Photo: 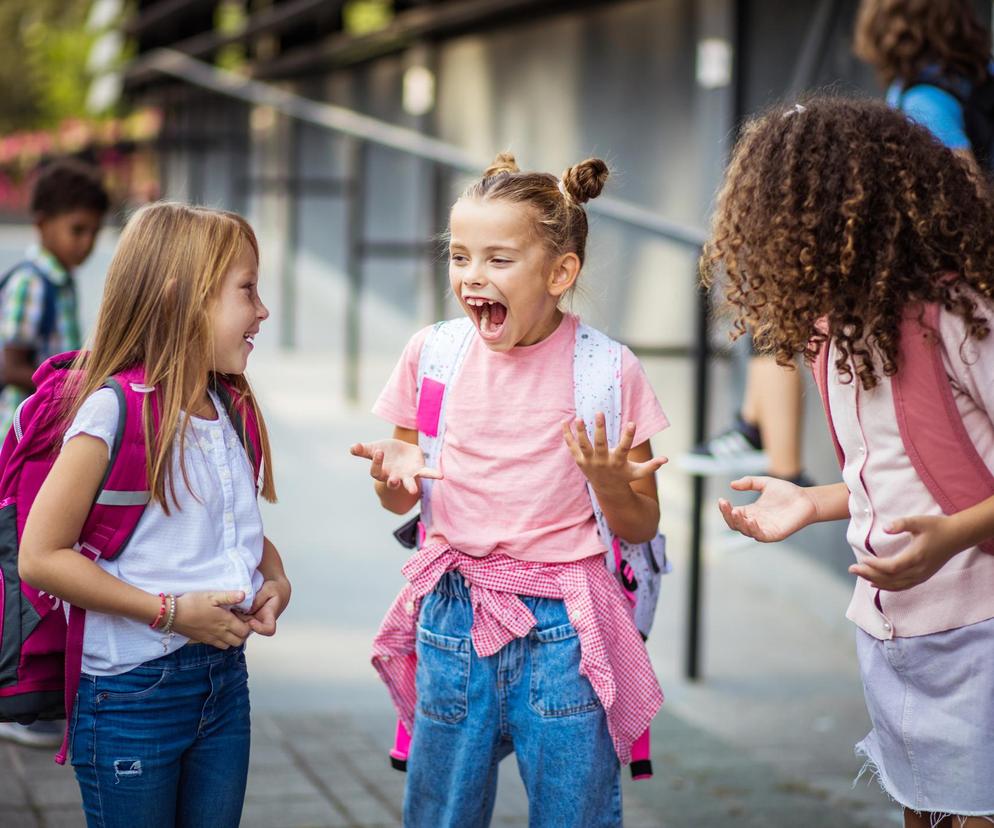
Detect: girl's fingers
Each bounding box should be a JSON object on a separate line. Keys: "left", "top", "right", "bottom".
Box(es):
{"left": 616, "top": 421, "right": 637, "bottom": 454}
{"left": 631, "top": 456, "right": 668, "bottom": 478}
{"left": 349, "top": 442, "right": 371, "bottom": 458}
{"left": 561, "top": 421, "right": 582, "bottom": 458}
{"left": 574, "top": 419, "right": 594, "bottom": 456}
{"left": 402, "top": 476, "right": 418, "bottom": 495}
{"left": 593, "top": 413, "right": 609, "bottom": 454}
{"left": 730, "top": 476, "right": 766, "bottom": 492}
{"left": 718, "top": 498, "right": 738, "bottom": 530}
{"left": 369, "top": 450, "right": 385, "bottom": 480}
{"left": 416, "top": 467, "right": 444, "bottom": 481}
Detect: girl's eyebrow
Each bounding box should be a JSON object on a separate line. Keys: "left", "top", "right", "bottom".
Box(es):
{"left": 449, "top": 241, "right": 521, "bottom": 253}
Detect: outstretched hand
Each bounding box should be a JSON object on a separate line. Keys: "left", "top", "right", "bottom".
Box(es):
{"left": 562, "top": 413, "right": 667, "bottom": 493}
{"left": 848, "top": 514, "right": 963, "bottom": 591}
{"left": 350, "top": 438, "right": 442, "bottom": 495}
{"left": 717, "top": 476, "right": 818, "bottom": 542}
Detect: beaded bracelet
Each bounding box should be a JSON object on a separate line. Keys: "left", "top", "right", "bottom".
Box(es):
{"left": 149, "top": 593, "right": 167, "bottom": 629}
{"left": 161, "top": 594, "right": 177, "bottom": 636}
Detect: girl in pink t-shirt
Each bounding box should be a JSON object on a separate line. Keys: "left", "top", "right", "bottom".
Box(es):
{"left": 351, "top": 153, "right": 668, "bottom": 827}
{"left": 711, "top": 98, "right": 994, "bottom": 826}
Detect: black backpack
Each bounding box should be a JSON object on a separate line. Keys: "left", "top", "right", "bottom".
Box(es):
{"left": 900, "top": 73, "right": 994, "bottom": 171}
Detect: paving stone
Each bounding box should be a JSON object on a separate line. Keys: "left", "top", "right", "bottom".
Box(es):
{"left": 0, "top": 808, "right": 39, "bottom": 828}
{"left": 38, "top": 808, "right": 86, "bottom": 828}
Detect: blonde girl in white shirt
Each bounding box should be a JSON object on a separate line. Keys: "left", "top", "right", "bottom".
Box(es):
{"left": 19, "top": 202, "right": 290, "bottom": 828}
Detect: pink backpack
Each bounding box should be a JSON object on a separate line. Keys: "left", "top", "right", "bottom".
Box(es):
{"left": 0, "top": 351, "right": 262, "bottom": 763}
{"left": 812, "top": 302, "right": 994, "bottom": 554}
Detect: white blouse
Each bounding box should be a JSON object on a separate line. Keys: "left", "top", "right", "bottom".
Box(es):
{"left": 64, "top": 388, "right": 264, "bottom": 675}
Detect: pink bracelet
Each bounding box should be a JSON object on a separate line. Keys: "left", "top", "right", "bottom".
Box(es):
{"left": 149, "top": 592, "right": 167, "bottom": 629}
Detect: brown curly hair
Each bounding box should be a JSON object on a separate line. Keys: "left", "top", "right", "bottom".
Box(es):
{"left": 853, "top": 0, "right": 990, "bottom": 87}
{"left": 461, "top": 152, "right": 609, "bottom": 265}
{"left": 703, "top": 96, "right": 994, "bottom": 389}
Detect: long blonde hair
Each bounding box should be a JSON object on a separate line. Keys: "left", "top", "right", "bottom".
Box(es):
{"left": 66, "top": 202, "right": 276, "bottom": 511}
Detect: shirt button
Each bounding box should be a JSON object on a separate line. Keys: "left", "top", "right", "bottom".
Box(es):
{"left": 404, "top": 600, "right": 415, "bottom": 615}
{"left": 463, "top": 577, "right": 471, "bottom": 588}
{"left": 883, "top": 622, "right": 891, "bottom": 631}
{"left": 224, "top": 513, "right": 234, "bottom": 525}
{"left": 863, "top": 508, "right": 870, "bottom": 516}
{"left": 858, "top": 446, "right": 865, "bottom": 454}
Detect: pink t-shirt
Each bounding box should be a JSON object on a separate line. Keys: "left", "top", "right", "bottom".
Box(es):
{"left": 373, "top": 314, "right": 669, "bottom": 563}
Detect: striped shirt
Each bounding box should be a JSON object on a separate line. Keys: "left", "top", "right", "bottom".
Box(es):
{"left": 371, "top": 542, "right": 664, "bottom": 765}
{"left": 0, "top": 245, "right": 81, "bottom": 436}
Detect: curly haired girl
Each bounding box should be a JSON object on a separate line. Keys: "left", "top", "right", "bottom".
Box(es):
{"left": 710, "top": 96, "right": 994, "bottom": 827}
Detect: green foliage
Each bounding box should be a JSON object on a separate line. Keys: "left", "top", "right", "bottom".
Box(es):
{"left": 0, "top": 0, "right": 99, "bottom": 132}
{"left": 343, "top": 0, "right": 394, "bottom": 37}
{"left": 214, "top": 0, "right": 248, "bottom": 72}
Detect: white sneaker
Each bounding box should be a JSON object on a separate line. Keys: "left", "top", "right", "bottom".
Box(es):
{"left": 0, "top": 721, "right": 64, "bottom": 748}
{"left": 678, "top": 415, "right": 768, "bottom": 476}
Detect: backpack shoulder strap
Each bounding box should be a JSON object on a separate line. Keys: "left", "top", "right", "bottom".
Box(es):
{"left": 211, "top": 376, "right": 264, "bottom": 484}
{"left": 810, "top": 335, "right": 846, "bottom": 469}
{"left": 415, "top": 317, "right": 475, "bottom": 528}
{"left": 78, "top": 368, "right": 153, "bottom": 561}
{"left": 899, "top": 77, "right": 969, "bottom": 107}
{"left": 0, "top": 261, "right": 59, "bottom": 340}
{"left": 573, "top": 321, "right": 669, "bottom": 641}
{"left": 572, "top": 321, "right": 623, "bottom": 550}
{"left": 892, "top": 303, "right": 994, "bottom": 555}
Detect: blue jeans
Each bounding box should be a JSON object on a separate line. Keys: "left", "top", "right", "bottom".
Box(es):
{"left": 404, "top": 572, "right": 621, "bottom": 828}
{"left": 70, "top": 643, "right": 251, "bottom": 828}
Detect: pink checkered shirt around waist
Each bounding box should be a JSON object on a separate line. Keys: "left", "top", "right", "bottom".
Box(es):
{"left": 370, "top": 542, "right": 664, "bottom": 765}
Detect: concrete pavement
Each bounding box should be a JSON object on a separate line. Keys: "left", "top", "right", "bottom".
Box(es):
{"left": 0, "top": 224, "right": 899, "bottom": 826}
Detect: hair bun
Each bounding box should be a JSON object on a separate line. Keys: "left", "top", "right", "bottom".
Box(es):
{"left": 561, "top": 158, "right": 609, "bottom": 204}
{"left": 484, "top": 152, "right": 520, "bottom": 178}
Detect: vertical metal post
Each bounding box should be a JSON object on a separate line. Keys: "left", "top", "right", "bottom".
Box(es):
{"left": 344, "top": 139, "right": 366, "bottom": 403}
{"left": 686, "top": 251, "right": 710, "bottom": 681}
{"left": 279, "top": 118, "right": 300, "bottom": 349}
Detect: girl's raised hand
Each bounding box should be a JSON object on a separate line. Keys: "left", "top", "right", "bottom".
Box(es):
{"left": 562, "top": 414, "right": 667, "bottom": 492}
{"left": 173, "top": 590, "right": 252, "bottom": 649}
{"left": 848, "top": 514, "right": 962, "bottom": 591}
{"left": 350, "top": 439, "right": 443, "bottom": 495}
{"left": 718, "top": 476, "right": 818, "bottom": 542}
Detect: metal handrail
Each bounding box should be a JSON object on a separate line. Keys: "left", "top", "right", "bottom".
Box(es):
{"left": 135, "top": 49, "right": 708, "bottom": 249}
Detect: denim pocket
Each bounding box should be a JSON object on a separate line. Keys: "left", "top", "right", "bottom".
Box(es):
{"left": 416, "top": 626, "right": 470, "bottom": 724}
{"left": 528, "top": 622, "right": 600, "bottom": 717}
{"left": 96, "top": 665, "right": 172, "bottom": 703}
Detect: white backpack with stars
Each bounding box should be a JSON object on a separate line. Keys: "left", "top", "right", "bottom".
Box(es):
{"left": 408, "top": 316, "right": 670, "bottom": 638}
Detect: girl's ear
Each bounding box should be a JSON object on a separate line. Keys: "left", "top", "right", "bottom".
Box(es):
{"left": 547, "top": 252, "right": 580, "bottom": 298}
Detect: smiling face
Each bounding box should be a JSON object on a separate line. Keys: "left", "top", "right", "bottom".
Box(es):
{"left": 36, "top": 208, "right": 104, "bottom": 270}
{"left": 448, "top": 197, "right": 578, "bottom": 352}
{"left": 210, "top": 238, "right": 269, "bottom": 374}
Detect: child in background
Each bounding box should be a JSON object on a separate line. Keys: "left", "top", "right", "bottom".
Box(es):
{"left": 352, "top": 153, "right": 668, "bottom": 827}
{"left": 711, "top": 98, "right": 994, "bottom": 827}
{"left": 0, "top": 159, "right": 108, "bottom": 438}
{"left": 18, "top": 202, "right": 290, "bottom": 827}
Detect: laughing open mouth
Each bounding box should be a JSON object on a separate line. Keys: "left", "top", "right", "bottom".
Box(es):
{"left": 464, "top": 296, "right": 507, "bottom": 338}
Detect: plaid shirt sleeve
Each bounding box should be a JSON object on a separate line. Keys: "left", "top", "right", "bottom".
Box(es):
{"left": 0, "top": 267, "right": 47, "bottom": 349}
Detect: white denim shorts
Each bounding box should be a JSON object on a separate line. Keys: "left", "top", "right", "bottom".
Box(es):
{"left": 855, "top": 615, "right": 994, "bottom": 819}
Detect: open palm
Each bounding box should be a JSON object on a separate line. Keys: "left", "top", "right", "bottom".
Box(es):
{"left": 717, "top": 476, "right": 818, "bottom": 543}
{"left": 350, "top": 438, "right": 442, "bottom": 495}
